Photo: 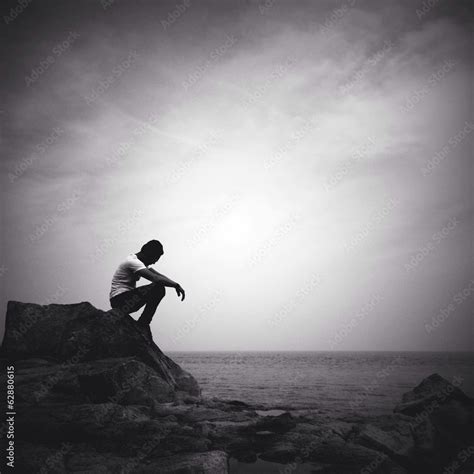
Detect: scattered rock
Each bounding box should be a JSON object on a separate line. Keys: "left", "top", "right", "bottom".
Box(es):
{"left": 325, "top": 420, "right": 356, "bottom": 440}
{"left": 253, "top": 411, "right": 296, "bottom": 433}
{"left": 138, "top": 450, "right": 228, "bottom": 473}
{"left": 353, "top": 417, "right": 415, "bottom": 465}
{"left": 259, "top": 440, "right": 298, "bottom": 463}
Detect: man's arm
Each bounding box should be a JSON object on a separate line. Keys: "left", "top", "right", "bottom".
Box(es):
{"left": 148, "top": 267, "right": 181, "bottom": 286}
{"left": 135, "top": 268, "right": 185, "bottom": 300}
{"left": 136, "top": 267, "right": 178, "bottom": 287}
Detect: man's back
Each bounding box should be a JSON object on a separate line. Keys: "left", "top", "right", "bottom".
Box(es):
{"left": 109, "top": 254, "right": 148, "bottom": 300}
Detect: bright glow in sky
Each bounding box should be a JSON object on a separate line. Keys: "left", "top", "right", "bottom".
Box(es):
{"left": 1, "top": 0, "right": 472, "bottom": 351}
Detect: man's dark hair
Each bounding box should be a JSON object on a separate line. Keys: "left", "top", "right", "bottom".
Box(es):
{"left": 141, "top": 239, "right": 163, "bottom": 256}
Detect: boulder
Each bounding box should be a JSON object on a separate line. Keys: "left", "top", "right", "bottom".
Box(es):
{"left": 1, "top": 301, "right": 200, "bottom": 397}
{"left": 12, "top": 356, "right": 181, "bottom": 408}
{"left": 394, "top": 373, "right": 472, "bottom": 417}
{"left": 394, "top": 373, "right": 474, "bottom": 470}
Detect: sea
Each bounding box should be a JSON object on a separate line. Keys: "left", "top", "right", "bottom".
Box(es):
{"left": 169, "top": 351, "right": 474, "bottom": 418}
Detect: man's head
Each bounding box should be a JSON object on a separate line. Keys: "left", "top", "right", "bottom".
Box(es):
{"left": 139, "top": 239, "right": 163, "bottom": 265}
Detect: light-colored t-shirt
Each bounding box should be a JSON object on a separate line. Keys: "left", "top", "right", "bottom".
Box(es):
{"left": 109, "top": 254, "right": 149, "bottom": 300}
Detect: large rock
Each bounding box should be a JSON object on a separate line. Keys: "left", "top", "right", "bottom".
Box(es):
{"left": 1, "top": 301, "right": 200, "bottom": 398}
{"left": 393, "top": 373, "right": 474, "bottom": 472}
{"left": 394, "top": 373, "right": 472, "bottom": 417}
{"left": 0, "top": 301, "right": 205, "bottom": 471}
{"left": 13, "top": 356, "right": 177, "bottom": 407}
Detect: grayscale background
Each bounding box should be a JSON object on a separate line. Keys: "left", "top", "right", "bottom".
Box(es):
{"left": 1, "top": 0, "right": 472, "bottom": 352}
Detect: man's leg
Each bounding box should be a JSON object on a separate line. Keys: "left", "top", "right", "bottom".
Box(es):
{"left": 110, "top": 288, "right": 148, "bottom": 314}
{"left": 110, "top": 283, "right": 165, "bottom": 317}
{"left": 137, "top": 283, "right": 166, "bottom": 326}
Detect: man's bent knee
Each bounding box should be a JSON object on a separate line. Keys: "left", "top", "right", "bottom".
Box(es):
{"left": 151, "top": 282, "right": 166, "bottom": 296}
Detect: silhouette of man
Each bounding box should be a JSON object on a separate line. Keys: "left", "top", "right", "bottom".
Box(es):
{"left": 109, "top": 240, "right": 185, "bottom": 329}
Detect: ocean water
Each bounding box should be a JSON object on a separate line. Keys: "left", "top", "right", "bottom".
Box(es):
{"left": 169, "top": 351, "right": 474, "bottom": 417}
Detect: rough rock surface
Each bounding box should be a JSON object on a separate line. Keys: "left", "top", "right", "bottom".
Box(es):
{"left": 1, "top": 301, "right": 473, "bottom": 473}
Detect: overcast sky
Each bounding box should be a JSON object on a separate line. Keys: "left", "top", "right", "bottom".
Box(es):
{"left": 1, "top": 0, "right": 472, "bottom": 351}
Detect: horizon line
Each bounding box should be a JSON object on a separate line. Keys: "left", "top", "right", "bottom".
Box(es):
{"left": 164, "top": 349, "right": 474, "bottom": 353}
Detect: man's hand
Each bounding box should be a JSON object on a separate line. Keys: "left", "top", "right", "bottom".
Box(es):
{"left": 175, "top": 284, "right": 185, "bottom": 301}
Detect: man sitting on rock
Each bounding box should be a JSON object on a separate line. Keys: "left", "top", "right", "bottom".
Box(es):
{"left": 109, "top": 240, "right": 185, "bottom": 331}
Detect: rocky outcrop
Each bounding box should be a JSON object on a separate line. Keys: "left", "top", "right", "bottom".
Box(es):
{"left": 1, "top": 301, "right": 199, "bottom": 400}
{"left": 1, "top": 301, "right": 473, "bottom": 473}
{"left": 392, "top": 373, "right": 474, "bottom": 471}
